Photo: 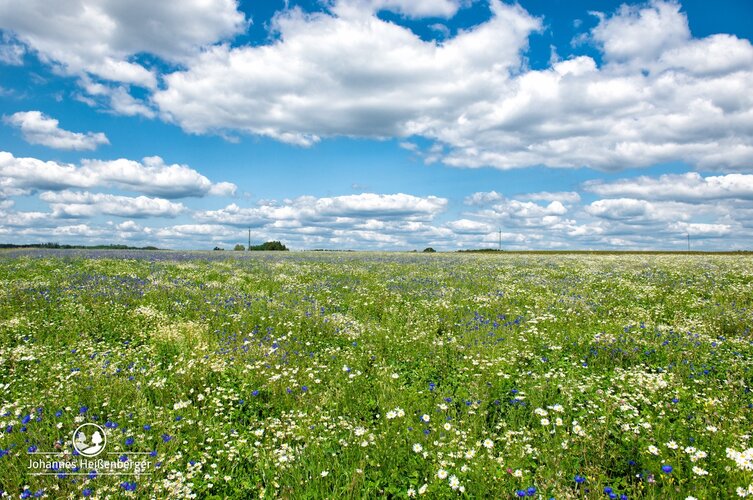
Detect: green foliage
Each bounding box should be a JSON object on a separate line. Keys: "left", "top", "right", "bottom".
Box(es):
{"left": 247, "top": 240, "right": 289, "bottom": 251}
{"left": 233, "top": 244, "right": 246, "bottom": 251}
{"left": 0, "top": 252, "right": 751, "bottom": 498}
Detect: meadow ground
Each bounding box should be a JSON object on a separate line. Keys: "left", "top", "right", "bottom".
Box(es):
{"left": 0, "top": 250, "right": 751, "bottom": 499}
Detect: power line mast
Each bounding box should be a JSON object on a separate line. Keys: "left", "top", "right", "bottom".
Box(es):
{"left": 498, "top": 228, "right": 502, "bottom": 251}
{"left": 687, "top": 232, "right": 690, "bottom": 252}
{"left": 248, "top": 228, "right": 251, "bottom": 251}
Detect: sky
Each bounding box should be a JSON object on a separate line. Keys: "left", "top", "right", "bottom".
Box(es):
{"left": 1, "top": 0, "right": 752, "bottom": 251}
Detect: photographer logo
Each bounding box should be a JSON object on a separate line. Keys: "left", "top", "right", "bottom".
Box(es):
{"left": 72, "top": 423, "right": 107, "bottom": 457}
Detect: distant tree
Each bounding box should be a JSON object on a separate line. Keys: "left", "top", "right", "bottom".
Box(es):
{"left": 260, "top": 241, "right": 288, "bottom": 251}
{"left": 423, "top": 247, "right": 436, "bottom": 253}
{"left": 233, "top": 244, "right": 245, "bottom": 251}
{"left": 247, "top": 241, "right": 289, "bottom": 251}
{"left": 213, "top": 246, "right": 224, "bottom": 251}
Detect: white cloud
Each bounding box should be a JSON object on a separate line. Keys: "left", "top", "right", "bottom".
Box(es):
{"left": 0, "top": 209, "right": 52, "bottom": 227}
{"left": 668, "top": 221, "right": 732, "bottom": 238}
{"left": 464, "top": 191, "right": 504, "bottom": 206}
{"left": 4, "top": 111, "right": 109, "bottom": 150}
{"left": 0, "top": 0, "right": 245, "bottom": 86}
{"left": 337, "top": 0, "right": 462, "bottom": 18}
{"left": 0, "top": 151, "right": 236, "bottom": 198}
{"left": 584, "top": 198, "right": 699, "bottom": 223}
{"left": 590, "top": 0, "right": 690, "bottom": 66}
{"left": 40, "top": 190, "right": 186, "bottom": 218}
{"left": 474, "top": 198, "right": 567, "bottom": 221}
{"left": 446, "top": 218, "right": 493, "bottom": 234}
{"left": 156, "top": 224, "right": 239, "bottom": 239}
{"left": 516, "top": 191, "right": 581, "bottom": 203}
{"left": 196, "top": 193, "right": 448, "bottom": 227}
{"left": 77, "top": 78, "right": 156, "bottom": 118}
{"left": 151, "top": 1, "right": 753, "bottom": 171}
{"left": 154, "top": 1, "right": 540, "bottom": 143}
{"left": 0, "top": 32, "right": 25, "bottom": 65}
{"left": 584, "top": 172, "right": 753, "bottom": 202}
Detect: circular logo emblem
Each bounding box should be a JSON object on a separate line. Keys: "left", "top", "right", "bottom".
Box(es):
{"left": 72, "top": 423, "right": 107, "bottom": 457}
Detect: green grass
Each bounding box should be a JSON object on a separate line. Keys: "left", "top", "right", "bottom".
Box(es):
{"left": 0, "top": 251, "right": 752, "bottom": 498}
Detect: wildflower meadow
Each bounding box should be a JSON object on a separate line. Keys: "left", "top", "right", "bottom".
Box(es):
{"left": 0, "top": 250, "right": 751, "bottom": 499}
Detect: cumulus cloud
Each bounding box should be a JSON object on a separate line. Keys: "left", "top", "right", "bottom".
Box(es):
{"left": 516, "top": 191, "right": 581, "bottom": 203}
{"left": 464, "top": 191, "right": 504, "bottom": 206}
{"left": 590, "top": 0, "right": 690, "bottom": 66}
{"left": 469, "top": 197, "right": 569, "bottom": 227}
{"left": 338, "top": 0, "right": 462, "bottom": 18}
{"left": 2, "top": 176, "right": 751, "bottom": 249}
{"left": 196, "top": 193, "right": 448, "bottom": 227}
{"left": 0, "top": 0, "right": 245, "bottom": 85}
{"left": 445, "top": 218, "right": 493, "bottom": 234}
{"left": 4, "top": 1, "right": 751, "bottom": 171}
{"left": 40, "top": 190, "right": 186, "bottom": 218}
{"left": 584, "top": 172, "right": 753, "bottom": 202}
{"left": 583, "top": 198, "right": 717, "bottom": 224}
{"left": 0, "top": 151, "right": 236, "bottom": 198}
{"left": 668, "top": 221, "right": 732, "bottom": 237}
{"left": 4, "top": 111, "right": 109, "bottom": 150}
{"left": 154, "top": 1, "right": 540, "bottom": 144}
{"left": 149, "top": 0, "right": 753, "bottom": 171}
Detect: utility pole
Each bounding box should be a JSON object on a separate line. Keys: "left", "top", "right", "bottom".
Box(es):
{"left": 498, "top": 228, "right": 502, "bottom": 251}
{"left": 248, "top": 228, "right": 251, "bottom": 251}
{"left": 687, "top": 232, "right": 690, "bottom": 252}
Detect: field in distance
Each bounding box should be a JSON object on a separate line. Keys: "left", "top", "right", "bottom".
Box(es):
{"left": 0, "top": 251, "right": 751, "bottom": 498}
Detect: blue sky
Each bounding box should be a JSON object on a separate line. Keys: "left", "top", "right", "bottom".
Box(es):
{"left": 1, "top": 0, "right": 752, "bottom": 250}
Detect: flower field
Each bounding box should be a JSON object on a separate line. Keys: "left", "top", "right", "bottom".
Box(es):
{"left": 0, "top": 250, "right": 752, "bottom": 499}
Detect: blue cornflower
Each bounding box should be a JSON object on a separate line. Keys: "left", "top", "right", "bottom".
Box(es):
{"left": 21, "top": 415, "right": 31, "bottom": 424}
{"left": 301, "top": 386, "right": 308, "bottom": 392}
{"left": 82, "top": 489, "right": 92, "bottom": 497}
{"left": 119, "top": 454, "right": 128, "bottom": 462}
{"left": 120, "top": 481, "right": 137, "bottom": 491}
{"left": 143, "top": 424, "right": 151, "bottom": 431}
{"left": 125, "top": 437, "right": 134, "bottom": 446}
{"left": 526, "top": 486, "right": 536, "bottom": 496}
{"left": 252, "top": 390, "right": 259, "bottom": 396}
{"left": 575, "top": 475, "right": 586, "bottom": 483}
{"left": 27, "top": 445, "right": 37, "bottom": 453}
{"left": 79, "top": 406, "right": 88, "bottom": 414}
{"left": 515, "top": 490, "right": 526, "bottom": 497}
{"left": 661, "top": 465, "right": 673, "bottom": 474}
{"left": 162, "top": 434, "right": 172, "bottom": 442}
{"left": 88, "top": 470, "right": 97, "bottom": 480}
{"left": 604, "top": 486, "right": 613, "bottom": 494}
